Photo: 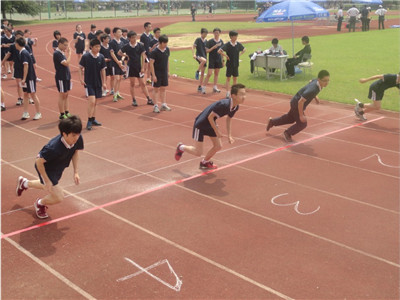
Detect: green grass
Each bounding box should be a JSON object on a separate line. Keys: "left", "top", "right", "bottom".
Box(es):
{"left": 170, "top": 28, "right": 400, "bottom": 111}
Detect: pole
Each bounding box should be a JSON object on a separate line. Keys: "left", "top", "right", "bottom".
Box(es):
{"left": 291, "top": 20, "right": 294, "bottom": 57}
{"left": 64, "top": 0, "right": 67, "bottom": 19}
{"left": 47, "top": 0, "right": 51, "bottom": 19}
{"left": 168, "top": 0, "right": 170, "bottom": 14}
{"left": 90, "top": 0, "right": 93, "bottom": 18}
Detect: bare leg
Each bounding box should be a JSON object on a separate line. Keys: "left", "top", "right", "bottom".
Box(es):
{"left": 183, "top": 140, "right": 204, "bottom": 157}
{"left": 204, "top": 136, "right": 222, "bottom": 161}
{"left": 129, "top": 77, "right": 136, "bottom": 99}
{"left": 87, "top": 95, "right": 96, "bottom": 118}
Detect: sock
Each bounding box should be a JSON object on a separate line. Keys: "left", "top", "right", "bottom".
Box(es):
{"left": 359, "top": 103, "right": 364, "bottom": 108}
{"left": 89, "top": 117, "right": 95, "bottom": 122}
{"left": 132, "top": 97, "right": 136, "bottom": 101}
{"left": 60, "top": 112, "right": 65, "bottom": 117}
{"left": 179, "top": 145, "right": 185, "bottom": 151}
{"left": 214, "top": 85, "right": 217, "bottom": 89}
{"left": 65, "top": 110, "right": 69, "bottom": 115}
{"left": 38, "top": 199, "right": 44, "bottom": 206}
{"left": 202, "top": 159, "right": 208, "bottom": 164}
{"left": 23, "top": 179, "right": 29, "bottom": 189}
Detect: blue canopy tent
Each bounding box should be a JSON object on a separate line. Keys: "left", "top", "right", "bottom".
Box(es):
{"left": 256, "top": 0, "right": 329, "bottom": 55}
{"left": 352, "top": 0, "right": 383, "bottom": 4}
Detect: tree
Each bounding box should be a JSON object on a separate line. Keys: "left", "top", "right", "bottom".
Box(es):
{"left": 1, "top": 1, "right": 41, "bottom": 20}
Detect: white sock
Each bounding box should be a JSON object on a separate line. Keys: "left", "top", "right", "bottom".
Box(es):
{"left": 38, "top": 199, "right": 44, "bottom": 205}
{"left": 23, "top": 179, "right": 29, "bottom": 189}
{"left": 179, "top": 145, "right": 185, "bottom": 151}
{"left": 214, "top": 85, "right": 217, "bottom": 89}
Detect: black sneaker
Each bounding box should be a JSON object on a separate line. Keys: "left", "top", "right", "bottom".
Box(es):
{"left": 86, "top": 120, "right": 93, "bottom": 131}
{"left": 266, "top": 117, "right": 273, "bottom": 131}
{"left": 147, "top": 98, "right": 154, "bottom": 105}
{"left": 283, "top": 130, "right": 292, "bottom": 143}
{"left": 92, "top": 119, "right": 102, "bottom": 126}
{"left": 132, "top": 99, "right": 138, "bottom": 107}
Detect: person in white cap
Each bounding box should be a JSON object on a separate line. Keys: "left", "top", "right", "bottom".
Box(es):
{"left": 375, "top": 5, "right": 387, "bottom": 30}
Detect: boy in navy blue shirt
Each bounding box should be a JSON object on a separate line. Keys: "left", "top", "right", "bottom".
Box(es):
{"left": 218, "top": 31, "right": 245, "bottom": 98}
{"left": 192, "top": 28, "right": 208, "bottom": 93}
{"left": 53, "top": 37, "right": 72, "bottom": 120}
{"left": 52, "top": 30, "right": 61, "bottom": 51}
{"left": 16, "top": 115, "right": 84, "bottom": 219}
{"left": 175, "top": 83, "right": 246, "bottom": 169}
{"left": 1, "top": 27, "right": 14, "bottom": 79}
{"left": 109, "top": 27, "right": 125, "bottom": 102}
{"left": 100, "top": 33, "right": 112, "bottom": 97}
{"left": 266, "top": 70, "right": 330, "bottom": 142}
{"left": 355, "top": 73, "right": 400, "bottom": 121}
{"left": 73, "top": 24, "right": 86, "bottom": 62}
{"left": 140, "top": 22, "right": 153, "bottom": 84}
{"left": 78, "top": 38, "right": 106, "bottom": 130}
{"left": 203, "top": 27, "right": 224, "bottom": 94}
{"left": 88, "top": 24, "right": 97, "bottom": 40}
{"left": 119, "top": 31, "right": 154, "bottom": 107}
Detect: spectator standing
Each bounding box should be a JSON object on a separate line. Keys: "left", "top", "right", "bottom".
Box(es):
{"left": 347, "top": 5, "right": 359, "bottom": 32}
{"left": 375, "top": 5, "right": 387, "bottom": 30}
{"left": 337, "top": 5, "right": 344, "bottom": 32}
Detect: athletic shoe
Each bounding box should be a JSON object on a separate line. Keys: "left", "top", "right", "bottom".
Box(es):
{"left": 199, "top": 161, "right": 218, "bottom": 170}
{"left": 1, "top": 104, "right": 5, "bottom": 111}
{"left": 34, "top": 198, "right": 48, "bottom": 219}
{"left": 65, "top": 112, "right": 72, "bottom": 118}
{"left": 7, "top": 70, "right": 11, "bottom": 74}
{"left": 21, "top": 112, "right": 30, "bottom": 120}
{"left": 2, "top": 74, "right": 7, "bottom": 79}
{"left": 11, "top": 76, "right": 15, "bottom": 80}
{"left": 92, "top": 119, "right": 102, "bottom": 126}
{"left": 113, "top": 95, "right": 118, "bottom": 102}
{"left": 175, "top": 143, "right": 184, "bottom": 161}
{"left": 16, "top": 98, "right": 23, "bottom": 106}
{"left": 147, "top": 98, "right": 154, "bottom": 105}
{"left": 132, "top": 99, "right": 138, "bottom": 107}
{"left": 116, "top": 93, "right": 124, "bottom": 100}
{"left": 16, "top": 176, "right": 28, "bottom": 196}
{"left": 102, "top": 90, "right": 108, "bottom": 97}
{"left": 33, "top": 112, "right": 42, "bottom": 120}
{"left": 36, "top": 77, "right": 42, "bottom": 82}
{"left": 266, "top": 117, "right": 273, "bottom": 131}
{"left": 197, "top": 86, "right": 202, "bottom": 93}
{"left": 161, "top": 104, "right": 171, "bottom": 111}
{"left": 201, "top": 87, "right": 206, "bottom": 94}
{"left": 146, "top": 79, "right": 152, "bottom": 85}
{"left": 153, "top": 105, "right": 160, "bottom": 113}
{"left": 195, "top": 71, "right": 200, "bottom": 80}
{"left": 283, "top": 130, "right": 293, "bottom": 143}
{"left": 86, "top": 120, "right": 93, "bottom": 130}
{"left": 29, "top": 98, "right": 34, "bottom": 104}
{"left": 59, "top": 114, "right": 66, "bottom": 120}
{"left": 213, "top": 87, "right": 221, "bottom": 93}
{"left": 110, "top": 89, "right": 114, "bottom": 95}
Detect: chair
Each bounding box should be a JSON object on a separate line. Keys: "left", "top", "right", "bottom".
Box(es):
{"left": 298, "top": 53, "right": 313, "bottom": 77}
{"left": 253, "top": 54, "right": 268, "bottom": 77}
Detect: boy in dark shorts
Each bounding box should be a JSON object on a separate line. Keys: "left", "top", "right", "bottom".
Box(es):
{"left": 73, "top": 24, "right": 86, "bottom": 62}
{"left": 192, "top": 28, "right": 208, "bottom": 93}
{"left": 109, "top": 27, "right": 125, "bottom": 102}
{"left": 16, "top": 37, "right": 42, "bottom": 121}
{"left": 355, "top": 73, "right": 400, "bottom": 121}
{"left": 1, "top": 27, "right": 14, "bottom": 79}
{"left": 203, "top": 27, "right": 224, "bottom": 94}
{"left": 149, "top": 34, "right": 171, "bottom": 113}
{"left": 119, "top": 31, "right": 154, "bottom": 107}
{"left": 16, "top": 115, "right": 84, "bottom": 219}
{"left": 53, "top": 37, "right": 72, "bottom": 120}
{"left": 140, "top": 22, "right": 153, "bottom": 84}
{"left": 175, "top": 83, "right": 246, "bottom": 170}
{"left": 100, "top": 33, "right": 112, "bottom": 96}
{"left": 218, "top": 31, "right": 245, "bottom": 98}
{"left": 78, "top": 38, "right": 106, "bottom": 130}
{"left": 52, "top": 30, "right": 61, "bottom": 51}
{"left": 266, "top": 70, "right": 330, "bottom": 142}
{"left": 87, "top": 24, "right": 97, "bottom": 40}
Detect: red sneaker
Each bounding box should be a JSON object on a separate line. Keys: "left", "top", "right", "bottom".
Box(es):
{"left": 199, "top": 161, "right": 218, "bottom": 170}
{"left": 34, "top": 198, "right": 48, "bottom": 219}
{"left": 175, "top": 143, "right": 184, "bottom": 161}
{"left": 16, "top": 176, "right": 28, "bottom": 196}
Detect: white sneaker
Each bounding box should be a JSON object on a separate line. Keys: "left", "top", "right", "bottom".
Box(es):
{"left": 153, "top": 105, "right": 160, "bottom": 113}
{"left": 29, "top": 98, "right": 34, "bottom": 104}
{"left": 11, "top": 76, "right": 15, "bottom": 80}
{"left": 16, "top": 98, "right": 23, "bottom": 106}
{"left": 33, "top": 112, "right": 42, "bottom": 120}
{"left": 102, "top": 90, "right": 107, "bottom": 97}
{"left": 161, "top": 104, "right": 171, "bottom": 111}
{"left": 7, "top": 69, "right": 11, "bottom": 74}
{"left": 21, "top": 112, "right": 30, "bottom": 120}
{"left": 2, "top": 74, "right": 7, "bottom": 79}
{"left": 36, "top": 77, "right": 42, "bottom": 82}
{"left": 201, "top": 87, "right": 206, "bottom": 94}
{"left": 213, "top": 87, "right": 221, "bottom": 93}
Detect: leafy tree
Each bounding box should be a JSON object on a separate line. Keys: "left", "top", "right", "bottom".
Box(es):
{"left": 1, "top": 1, "right": 41, "bottom": 20}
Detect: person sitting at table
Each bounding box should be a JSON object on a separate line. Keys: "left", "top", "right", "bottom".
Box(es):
{"left": 250, "top": 38, "right": 285, "bottom": 73}
{"left": 285, "top": 35, "right": 311, "bottom": 78}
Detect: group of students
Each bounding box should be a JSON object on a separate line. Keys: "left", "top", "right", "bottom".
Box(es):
{"left": 339, "top": 4, "right": 388, "bottom": 32}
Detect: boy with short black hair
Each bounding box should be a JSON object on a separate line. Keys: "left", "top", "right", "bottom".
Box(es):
{"left": 73, "top": 24, "right": 86, "bottom": 62}
{"left": 355, "top": 73, "right": 400, "bottom": 121}
{"left": 53, "top": 37, "right": 72, "bottom": 120}
{"left": 149, "top": 34, "right": 171, "bottom": 113}
{"left": 175, "top": 83, "right": 246, "bottom": 170}
{"left": 192, "top": 28, "right": 208, "bottom": 93}
{"left": 16, "top": 115, "right": 84, "bottom": 219}
{"left": 109, "top": 27, "right": 125, "bottom": 101}
{"left": 88, "top": 24, "right": 97, "bottom": 40}
{"left": 140, "top": 22, "right": 153, "bottom": 84}
{"left": 149, "top": 27, "right": 161, "bottom": 51}
{"left": 218, "top": 31, "right": 245, "bottom": 98}
{"left": 121, "top": 28, "right": 129, "bottom": 44}
{"left": 78, "top": 38, "right": 106, "bottom": 130}
{"left": 52, "top": 30, "right": 61, "bottom": 51}
{"left": 119, "top": 30, "right": 154, "bottom": 107}
{"left": 100, "top": 33, "right": 112, "bottom": 96}
{"left": 1, "top": 27, "right": 15, "bottom": 79}
{"left": 203, "top": 27, "right": 223, "bottom": 94}
{"left": 266, "top": 70, "right": 330, "bottom": 142}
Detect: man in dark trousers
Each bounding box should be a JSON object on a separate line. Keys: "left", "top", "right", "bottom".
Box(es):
{"left": 360, "top": 5, "right": 369, "bottom": 32}
{"left": 285, "top": 36, "right": 311, "bottom": 78}
{"left": 266, "top": 70, "right": 330, "bottom": 142}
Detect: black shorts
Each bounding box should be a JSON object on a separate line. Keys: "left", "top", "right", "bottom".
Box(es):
{"left": 111, "top": 64, "right": 124, "bottom": 76}
{"left": 226, "top": 65, "right": 239, "bottom": 77}
{"left": 368, "top": 86, "right": 384, "bottom": 101}
{"left": 31, "top": 54, "right": 36, "bottom": 64}
{"left": 56, "top": 79, "right": 72, "bottom": 93}
{"left": 192, "top": 126, "right": 216, "bottom": 142}
{"left": 22, "top": 80, "right": 36, "bottom": 94}
{"left": 208, "top": 59, "right": 223, "bottom": 69}
{"left": 105, "top": 63, "right": 112, "bottom": 76}
{"left": 75, "top": 47, "right": 84, "bottom": 55}
{"left": 13, "top": 68, "right": 23, "bottom": 79}
{"left": 128, "top": 66, "right": 144, "bottom": 78}
{"left": 35, "top": 163, "right": 61, "bottom": 186}
{"left": 196, "top": 56, "right": 207, "bottom": 68}
{"left": 85, "top": 85, "right": 102, "bottom": 99}
{"left": 152, "top": 73, "right": 168, "bottom": 87}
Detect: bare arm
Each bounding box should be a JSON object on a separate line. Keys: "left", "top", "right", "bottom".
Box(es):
{"left": 22, "top": 63, "right": 28, "bottom": 83}
{"left": 71, "top": 151, "right": 80, "bottom": 185}
{"left": 226, "top": 116, "right": 234, "bottom": 144}
{"left": 192, "top": 44, "right": 197, "bottom": 59}
{"left": 298, "top": 97, "right": 307, "bottom": 123}
{"left": 35, "top": 157, "right": 52, "bottom": 192}
{"left": 101, "top": 68, "right": 106, "bottom": 89}
{"left": 78, "top": 66, "right": 85, "bottom": 85}
{"left": 60, "top": 47, "right": 72, "bottom": 67}
{"left": 359, "top": 74, "right": 384, "bottom": 83}
{"left": 150, "top": 59, "right": 156, "bottom": 82}
{"left": 207, "top": 112, "right": 222, "bottom": 138}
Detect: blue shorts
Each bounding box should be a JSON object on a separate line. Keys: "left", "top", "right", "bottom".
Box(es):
{"left": 192, "top": 126, "right": 216, "bottom": 142}
{"left": 56, "top": 79, "right": 72, "bottom": 93}
{"left": 152, "top": 72, "right": 168, "bottom": 88}
{"left": 35, "top": 163, "right": 61, "bottom": 186}
{"left": 85, "top": 85, "right": 102, "bottom": 99}
{"left": 111, "top": 64, "right": 124, "bottom": 76}
{"left": 22, "top": 80, "right": 36, "bottom": 94}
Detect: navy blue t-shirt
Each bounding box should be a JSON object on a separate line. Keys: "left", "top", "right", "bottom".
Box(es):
{"left": 1, "top": 34, "right": 15, "bottom": 55}
{"left": 290, "top": 79, "right": 321, "bottom": 111}
{"left": 52, "top": 39, "right": 59, "bottom": 51}
{"left": 121, "top": 42, "right": 145, "bottom": 69}
{"left": 150, "top": 47, "right": 169, "bottom": 75}
{"left": 221, "top": 41, "right": 245, "bottom": 68}
{"left": 53, "top": 49, "right": 71, "bottom": 81}
{"left": 88, "top": 31, "right": 97, "bottom": 41}
{"left": 194, "top": 37, "right": 207, "bottom": 58}
{"left": 206, "top": 38, "right": 223, "bottom": 62}
{"left": 371, "top": 74, "right": 400, "bottom": 92}
{"left": 120, "top": 36, "right": 129, "bottom": 45}
{"left": 140, "top": 32, "right": 153, "bottom": 56}
{"left": 100, "top": 44, "right": 112, "bottom": 69}
{"left": 39, "top": 134, "right": 84, "bottom": 176}
{"left": 194, "top": 98, "right": 239, "bottom": 130}
{"left": 109, "top": 39, "right": 123, "bottom": 66}
{"left": 21, "top": 48, "right": 36, "bottom": 80}
{"left": 149, "top": 38, "right": 159, "bottom": 49}
{"left": 73, "top": 32, "right": 86, "bottom": 50}
{"left": 79, "top": 51, "right": 106, "bottom": 88}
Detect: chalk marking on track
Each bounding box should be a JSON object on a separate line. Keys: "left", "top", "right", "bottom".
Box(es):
{"left": 271, "top": 193, "right": 320, "bottom": 215}
{"left": 117, "top": 258, "right": 182, "bottom": 292}
{"left": 360, "top": 153, "right": 400, "bottom": 169}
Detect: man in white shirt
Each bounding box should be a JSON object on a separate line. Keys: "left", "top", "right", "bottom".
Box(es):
{"left": 347, "top": 5, "right": 359, "bottom": 32}
{"left": 375, "top": 5, "right": 387, "bottom": 30}
{"left": 337, "top": 5, "right": 344, "bottom": 31}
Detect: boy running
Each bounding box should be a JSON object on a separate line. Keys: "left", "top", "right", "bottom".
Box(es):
{"left": 109, "top": 27, "right": 125, "bottom": 102}
{"left": 53, "top": 37, "right": 72, "bottom": 120}
{"left": 218, "top": 31, "right": 245, "bottom": 98}
{"left": 78, "top": 38, "right": 106, "bottom": 130}
{"left": 16, "top": 115, "right": 84, "bottom": 219}
{"left": 149, "top": 34, "right": 171, "bottom": 113}
{"left": 119, "top": 31, "right": 154, "bottom": 107}
{"left": 203, "top": 27, "right": 224, "bottom": 94}
{"left": 266, "top": 70, "right": 330, "bottom": 142}
{"left": 175, "top": 83, "right": 246, "bottom": 170}
{"left": 355, "top": 73, "right": 400, "bottom": 121}
{"left": 192, "top": 28, "right": 208, "bottom": 93}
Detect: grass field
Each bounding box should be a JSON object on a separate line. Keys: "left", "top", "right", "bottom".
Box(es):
{"left": 169, "top": 28, "right": 400, "bottom": 111}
